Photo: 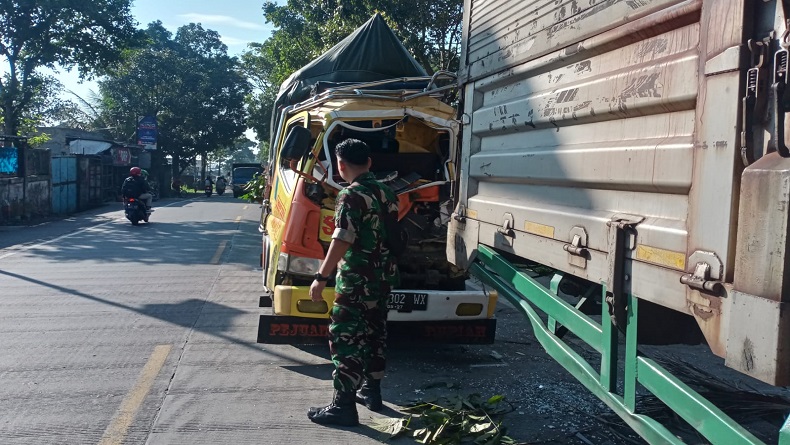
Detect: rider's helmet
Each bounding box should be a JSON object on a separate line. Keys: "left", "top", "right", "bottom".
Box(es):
{"left": 130, "top": 167, "right": 142, "bottom": 176}
{"left": 141, "top": 169, "right": 149, "bottom": 179}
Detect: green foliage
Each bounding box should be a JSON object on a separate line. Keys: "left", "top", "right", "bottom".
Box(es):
{"left": 372, "top": 394, "right": 520, "bottom": 445}
{"left": 239, "top": 173, "right": 267, "bottom": 203}
{"left": 98, "top": 22, "right": 250, "bottom": 177}
{"left": 0, "top": 0, "right": 142, "bottom": 136}
{"left": 26, "top": 131, "right": 51, "bottom": 148}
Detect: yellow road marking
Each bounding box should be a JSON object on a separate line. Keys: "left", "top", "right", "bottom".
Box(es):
{"left": 243, "top": 205, "right": 249, "bottom": 210}
{"left": 235, "top": 215, "right": 242, "bottom": 222}
{"left": 211, "top": 240, "right": 228, "bottom": 264}
{"left": 98, "top": 344, "right": 171, "bottom": 445}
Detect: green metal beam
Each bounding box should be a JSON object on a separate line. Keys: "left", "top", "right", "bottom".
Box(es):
{"left": 471, "top": 261, "right": 682, "bottom": 444}
{"left": 780, "top": 414, "right": 790, "bottom": 444}
{"left": 475, "top": 245, "right": 603, "bottom": 352}
{"left": 637, "top": 356, "right": 762, "bottom": 444}
{"left": 472, "top": 244, "right": 769, "bottom": 445}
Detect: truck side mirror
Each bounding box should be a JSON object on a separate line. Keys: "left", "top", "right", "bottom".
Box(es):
{"left": 280, "top": 126, "right": 312, "bottom": 162}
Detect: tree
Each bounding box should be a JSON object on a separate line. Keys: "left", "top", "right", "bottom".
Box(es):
{"left": 0, "top": 0, "right": 141, "bottom": 136}
{"left": 99, "top": 22, "right": 250, "bottom": 179}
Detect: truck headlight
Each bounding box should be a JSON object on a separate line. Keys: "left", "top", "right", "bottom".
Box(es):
{"left": 277, "top": 253, "right": 321, "bottom": 276}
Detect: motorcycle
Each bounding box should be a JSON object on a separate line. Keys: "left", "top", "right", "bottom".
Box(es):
{"left": 205, "top": 184, "right": 213, "bottom": 197}
{"left": 216, "top": 181, "right": 226, "bottom": 196}
{"left": 124, "top": 198, "right": 149, "bottom": 225}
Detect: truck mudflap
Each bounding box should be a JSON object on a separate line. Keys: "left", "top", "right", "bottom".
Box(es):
{"left": 257, "top": 315, "right": 496, "bottom": 345}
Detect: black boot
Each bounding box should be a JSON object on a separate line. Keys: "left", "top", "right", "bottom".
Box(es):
{"left": 308, "top": 390, "right": 359, "bottom": 426}
{"left": 356, "top": 378, "right": 382, "bottom": 412}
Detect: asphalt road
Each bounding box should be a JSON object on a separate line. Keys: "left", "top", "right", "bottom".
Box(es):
{"left": 3, "top": 195, "right": 785, "bottom": 445}
{"left": 0, "top": 195, "right": 394, "bottom": 445}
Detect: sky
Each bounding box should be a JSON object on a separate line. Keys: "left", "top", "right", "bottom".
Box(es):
{"left": 55, "top": 0, "right": 275, "bottom": 100}
{"left": 48, "top": 0, "right": 277, "bottom": 141}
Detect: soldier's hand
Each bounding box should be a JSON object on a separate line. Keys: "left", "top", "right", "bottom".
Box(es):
{"left": 310, "top": 280, "right": 326, "bottom": 302}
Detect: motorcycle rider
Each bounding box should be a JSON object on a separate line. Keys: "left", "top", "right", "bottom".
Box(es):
{"left": 215, "top": 175, "right": 226, "bottom": 192}
{"left": 121, "top": 167, "right": 153, "bottom": 212}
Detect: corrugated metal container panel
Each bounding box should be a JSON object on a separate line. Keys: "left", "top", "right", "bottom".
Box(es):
{"left": 464, "top": 0, "right": 690, "bottom": 82}
{"left": 455, "top": 0, "right": 747, "bottom": 355}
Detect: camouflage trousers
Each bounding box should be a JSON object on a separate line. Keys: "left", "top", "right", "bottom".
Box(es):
{"left": 329, "top": 293, "right": 388, "bottom": 392}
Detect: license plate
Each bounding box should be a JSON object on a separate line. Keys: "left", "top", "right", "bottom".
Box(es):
{"left": 387, "top": 292, "right": 428, "bottom": 312}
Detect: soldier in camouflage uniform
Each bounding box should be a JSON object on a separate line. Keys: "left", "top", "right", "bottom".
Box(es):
{"left": 307, "top": 138, "right": 399, "bottom": 427}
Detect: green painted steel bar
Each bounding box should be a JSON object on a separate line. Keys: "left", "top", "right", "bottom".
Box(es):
{"left": 637, "top": 356, "right": 763, "bottom": 444}
{"left": 779, "top": 414, "right": 790, "bottom": 444}
{"left": 473, "top": 245, "right": 768, "bottom": 445}
{"left": 600, "top": 285, "right": 618, "bottom": 392}
{"left": 475, "top": 245, "right": 603, "bottom": 352}
{"left": 470, "top": 262, "right": 683, "bottom": 444}
{"left": 624, "top": 292, "right": 638, "bottom": 411}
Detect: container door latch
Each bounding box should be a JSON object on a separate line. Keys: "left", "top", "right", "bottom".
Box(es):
{"left": 680, "top": 262, "right": 724, "bottom": 294}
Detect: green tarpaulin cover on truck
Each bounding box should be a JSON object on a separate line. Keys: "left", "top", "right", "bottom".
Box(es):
{"left": 270, "top": 14, "right": 428, "bottom": 146}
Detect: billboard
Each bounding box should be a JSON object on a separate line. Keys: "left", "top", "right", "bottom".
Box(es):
{"left": 112, "top": 147, "right": 132, "bottom": 166}
{"left": 137, "top": 115, "right": 157, "bottom": 150}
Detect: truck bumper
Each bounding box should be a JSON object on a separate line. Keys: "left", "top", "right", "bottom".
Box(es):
{"left": 258, "top": 285, "right": 498, "bottom": 344}
{"left": 267, "top": 285, "right": 498, "bottom": 321}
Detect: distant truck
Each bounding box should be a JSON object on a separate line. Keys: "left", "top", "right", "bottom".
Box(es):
{"left": 231, "top": 163, "right": 263, "bottom": 198}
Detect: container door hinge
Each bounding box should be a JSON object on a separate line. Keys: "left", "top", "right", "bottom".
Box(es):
{"left": 770, "top": 24, "right": 790, "bottom": 157}
{"left": 605, "top": 215, "right": 643, "bottom": 328}
{"left": 741, "top": 39, "right": 768, "bottom": 166}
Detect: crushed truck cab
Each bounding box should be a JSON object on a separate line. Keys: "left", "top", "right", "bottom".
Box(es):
{"left": 257, "top": 81, "right": 498, "bottom": 344}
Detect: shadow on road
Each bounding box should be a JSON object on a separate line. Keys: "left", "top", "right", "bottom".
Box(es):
{"left": 11, "top": 220, "right": 254, "bottom": 266}
{"left": 0, "top": 268, "right": 314, "bottom": 366}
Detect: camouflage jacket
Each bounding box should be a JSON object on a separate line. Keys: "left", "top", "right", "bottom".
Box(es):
{"left": 332, "top": 172, "right": 400, "bottom": 300}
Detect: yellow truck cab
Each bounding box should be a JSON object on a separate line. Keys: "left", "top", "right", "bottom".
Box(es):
{"left": 257, "top": 77, "right": 497, "bottom": 344}
{"left": 256, "top": 14, "right": 496, "bottom": 344}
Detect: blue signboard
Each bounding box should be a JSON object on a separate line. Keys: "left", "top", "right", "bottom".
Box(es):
{"left": 137, "top": 115, "right": 158, "bottom": 148}
{"left": 0, "top": 146, "right": 18, "bottom": 175}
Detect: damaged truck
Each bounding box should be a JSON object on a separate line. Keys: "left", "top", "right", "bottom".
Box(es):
{"left": 257, "top": 14, "right": 497, "bottom": 344}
